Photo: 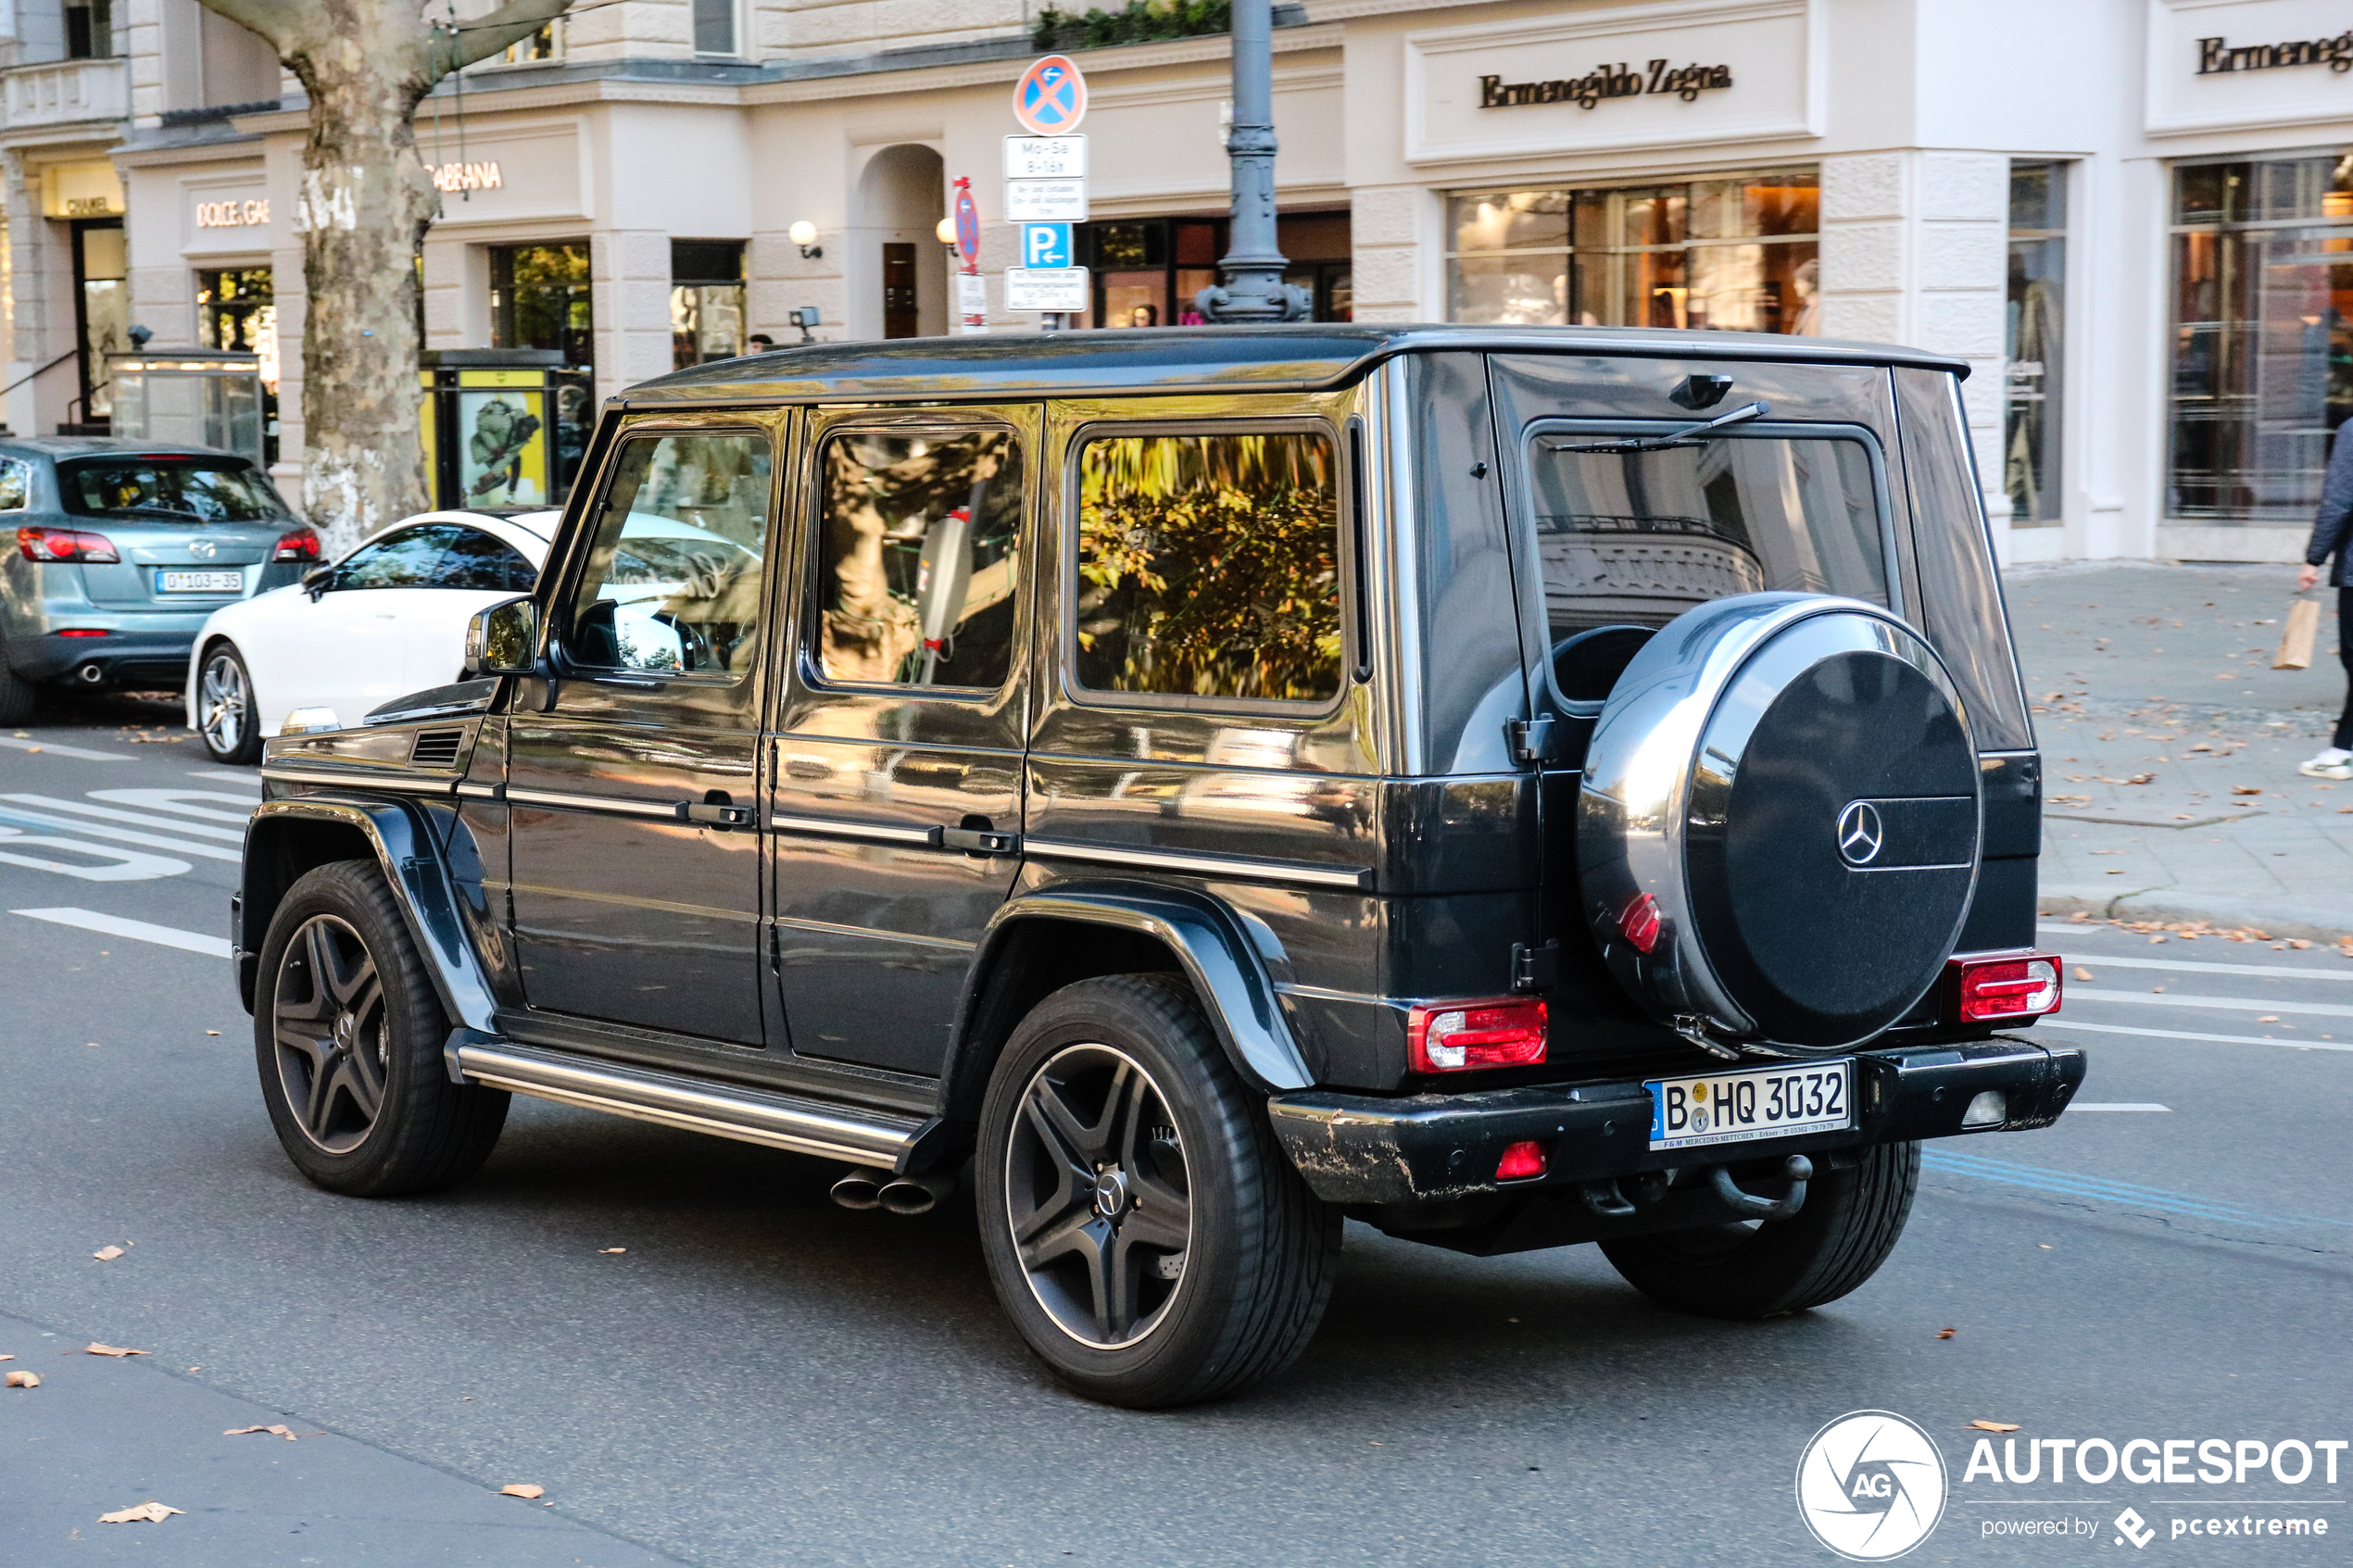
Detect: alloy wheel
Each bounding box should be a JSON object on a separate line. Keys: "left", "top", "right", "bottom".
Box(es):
{"left": 271, "top": 914, "right": 389, "bottom": 1154}
{"left": 1004, "top": 1043, "right": 1193, "bottom": 1349}
{"left": 199, "top": 652, "right": 248, "bottom": 756}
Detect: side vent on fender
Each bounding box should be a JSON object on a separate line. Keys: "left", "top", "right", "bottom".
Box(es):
{"left": 409, "top": 728, "right": 465, "bottom": 769}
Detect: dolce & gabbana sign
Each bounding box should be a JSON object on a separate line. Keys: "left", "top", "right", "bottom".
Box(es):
{"left": 1479, "top": 58, "right": 1733, "bottom": 111}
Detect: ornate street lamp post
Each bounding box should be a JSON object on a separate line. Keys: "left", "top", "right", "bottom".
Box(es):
{"left": 1195, "top": 0, "right": 1308, "bottom": 323}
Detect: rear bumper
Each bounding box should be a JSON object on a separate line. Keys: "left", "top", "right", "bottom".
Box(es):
{"left": 6, "top": 624, "right": 200, "bottom": 684}
{"left": 1265, "top": 1035, "right": 2086, "bottom": 1207}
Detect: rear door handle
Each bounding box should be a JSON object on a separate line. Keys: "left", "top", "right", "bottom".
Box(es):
{"left": 938, "top": 826, "right": 1018, "bottom": 855}
{"left": 681, "top": 801, "right": 757, "bottom": 827}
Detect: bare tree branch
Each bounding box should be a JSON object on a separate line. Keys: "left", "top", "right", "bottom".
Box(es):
{"left": 440, "top": 0, "right": 577, "bottom": 74}
{"left": 187, "top": 0, "right": 312, "bottom": 52}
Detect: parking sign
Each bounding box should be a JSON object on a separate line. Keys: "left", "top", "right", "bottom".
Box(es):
{"left": 1022, "top": 222, "right": 1073, "bottom": 270}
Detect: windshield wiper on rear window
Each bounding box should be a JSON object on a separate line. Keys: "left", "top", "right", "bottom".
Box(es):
{"left": 1553, "top": 400, "right": 1772, "bottom": 455}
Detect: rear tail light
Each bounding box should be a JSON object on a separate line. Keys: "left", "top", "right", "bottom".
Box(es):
{"left": 1407, "top": 996, "right": 1547, "bottom": 1073}
{"left": 1495, "top": 1140, "right": 1548, "bottom": 1181}
{"left": 16, "top": 525, "right": 119, "bottom": 563}
{"left": 271, "top": 527, "right": 321, "bottom": 561}
{"left": 1948, "top": 952, "right": 2062, "bottom": 1022}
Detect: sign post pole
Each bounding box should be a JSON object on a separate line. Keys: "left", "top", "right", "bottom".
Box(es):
{"left": 1196, "top": 0, "right": 1307, "bottom": 324}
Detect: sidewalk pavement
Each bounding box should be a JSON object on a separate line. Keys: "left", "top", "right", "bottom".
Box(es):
{"left": 2008, "top": 559, "right": 2353, "bottom": 945}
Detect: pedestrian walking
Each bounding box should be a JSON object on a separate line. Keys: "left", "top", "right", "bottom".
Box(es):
{"left": 2298, "top": 424, "right": 2353, "bottom": 778}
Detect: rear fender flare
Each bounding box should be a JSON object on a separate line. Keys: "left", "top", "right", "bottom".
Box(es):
{"left": 948, "top": 884, "right": 1314, "bottom": 1109}
{"left": 240, "top": 795, "right": 498, "bottom": 1033}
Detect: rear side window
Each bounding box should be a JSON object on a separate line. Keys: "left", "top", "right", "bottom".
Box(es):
{"left": 435, "top": 527, "right": 537, "bottom": 591}
{"left": 58, "top": 458, "right": 287, "bottom": 522}
{"left": 1073, "top": 429, "right": 1342, "bottom": 704}
{"left": 813, "top": 428, "right": 1023, "bottom": 690}
{"left": 0, "top": 458, "right": 28, "bottom": 510}
{"left": 336, "top": 525, "right": 460, "bottom": 590}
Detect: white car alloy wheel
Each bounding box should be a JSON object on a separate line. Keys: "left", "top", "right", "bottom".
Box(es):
{"left": 198, "top": 644, "right": 260, "bottom": 764}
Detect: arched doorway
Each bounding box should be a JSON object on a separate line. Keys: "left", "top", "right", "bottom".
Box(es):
{"left": 851, "top": 144, "right": 947, "bottom": 341}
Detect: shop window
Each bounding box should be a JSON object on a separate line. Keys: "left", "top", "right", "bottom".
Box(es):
{"left": 2006, "top": 163, "right": 2067, "bottom": 526}
{"left": 197, "top": 267, "right": 279, "bottom": 464}
{"left": 489, "top": 242, "right": 593, "bottom": 371}
{"left": 498, "top": 19, "right": 563, "bottom": 65}
{"left": 671, "top": 239, "right": 746, "bottom": 369}
{"left": 1076, "top": 213, "right": 1352, "bottom": 329}
{"left": 1445, "top": 172, "right": 1818, "bottom": 333}
{"left": 71, "top": 220, "right": 127, "bottom": 429}
{"left": 66, "top": 0, "right": 112, "bottom": 59}
{"left": 2168, "top": 151, "right": 2353, "bottom": 526}
{"left": 692, "top": 0, "right": 738, "bottom": 56}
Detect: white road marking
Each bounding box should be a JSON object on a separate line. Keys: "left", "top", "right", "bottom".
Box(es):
{"left": 0, "top": 794, "right": 245, "bottom": 843}
{"left": 2067, "top": 1102, "right": 2172, "bottom": 1112}
{"left": 2056, "top": 951, "right": 2353, "bottom": 982}
{"left": 0, "top": 802, "right": 240, "bottom": 861}
{"left": 2040, "top": 1018, "right": 2353, "bottom": 1053}
{"left": 182, "top": 768, "right": 261, "bottom": 787}
{"left": 0, "top": 735, "right": 131, "bottom": 760}
{"left": 10, "top": 906, "right": 231, "bottom": 956}
{"left": 87, "top": 788, "right": 255, "bottom": 826}
{"left": 2070, "top": 986, "right": 2353, "bottom": 1021}
{"left": 0, "top": 832, "right": 189, "bottom": 881}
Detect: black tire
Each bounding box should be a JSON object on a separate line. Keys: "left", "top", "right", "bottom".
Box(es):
{"left": 195, "top": 641, "right": 262, "bottom": 765}
{"left": 1598, "top": 1141, "right": 1919, "bottom": 1319}
{"left": 0, "top": 647, "right": 36, "bottom": 725}
{"left": 975, "top": 974, "right": 1340, "bottom": 1408}
{"left": 254, "top": 859, "right": 508, "bottom": 1196}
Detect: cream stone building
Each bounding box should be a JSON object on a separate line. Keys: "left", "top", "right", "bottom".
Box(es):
{"left": 2, "top": 0, "right": 2348, "bottom": 565}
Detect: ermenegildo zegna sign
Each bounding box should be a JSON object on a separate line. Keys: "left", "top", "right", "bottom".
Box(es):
{"left": 1479, "top": 58, "right": 1733, "bottom": 110}
{"left": 2196, "top": 32, "right": 2353, "bottom": 75}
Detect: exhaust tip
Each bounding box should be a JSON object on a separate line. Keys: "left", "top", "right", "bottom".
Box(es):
{"left": 829, "top": 1169, "right": 883, "bottom": 1210}
{"left": 76, "top": 662, "right": 105, "bottom": 684}
{"left": 877, "top": 1171, "right": 958, "bottom": 1216}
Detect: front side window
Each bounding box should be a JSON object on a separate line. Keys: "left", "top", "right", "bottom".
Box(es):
{"left": 1074, "top": 430, "right": 1342, "bottom": 704}
{"left": 1448, "top": 172, "right": 1818, "bottom": 333}
{"left": 1526, "top": 429, "right": 1885, "bottom": 691}
{"left": 336, "top": 525, "right": 461, "bottom": 591}
{"left": 814, "top": 429, "right": 1023, "bottom": 689}
{"left": 59, "top": 458, "right": 289, "bottom": 522}
{"left": 565, "top": 433, "right": 771, "bottom": 677}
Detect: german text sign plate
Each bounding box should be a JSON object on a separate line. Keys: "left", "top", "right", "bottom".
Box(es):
{"left": 1645, "top": 1060, "right": 1853, "bottom": 1152}
{"left": 1004, "top": 266, "right": 1089, "bottom": 312}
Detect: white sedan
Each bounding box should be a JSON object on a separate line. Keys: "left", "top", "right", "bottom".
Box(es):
{"left": 184, "top": 509, "right": 556, "bottom": 764}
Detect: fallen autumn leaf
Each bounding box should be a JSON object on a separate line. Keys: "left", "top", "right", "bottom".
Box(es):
{"left": 2073, "top": 968, "right": 2094, "bottom": 981}
{"left": 97, "top": 1502, "right": 182, "bottom": 1524}
{"left": 6, "top": 1371, "right": 38, "bottom": 1387}
{"left": 1935, "top": 1328, "right": 1957, "bottom": 1339}
{"left": 500, "top": 1484, "right": 546, "bottom": 1499}
{"left": 92, "top": 1246, "right": 123, "bottom": 1261}
{"left": 225, "top": 1424, "right": 298, "bottom": 1441}
{"left": 598, "top": 1248, "right": 626, "bottom": 1255}
{"left": 84, "top": 1344, "right": 147, "bottom": 1358}
{"left": 1969, "top": 1421, "right": 2022, "bottom": 1433}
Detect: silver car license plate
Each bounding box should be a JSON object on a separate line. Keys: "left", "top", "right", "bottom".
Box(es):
{"left": 157, "top": 569, "right": 243, "bottom": 594}
{"left": 1645, "top": 1060, "right": 1855, "bottom": 1152}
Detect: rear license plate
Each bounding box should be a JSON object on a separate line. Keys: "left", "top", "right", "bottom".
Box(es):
{"left": 1646, "top": 1060, "right": 1855, "bottom": 1152}
{"left": 157, "top": 569, "right": 243, "bottom": 594}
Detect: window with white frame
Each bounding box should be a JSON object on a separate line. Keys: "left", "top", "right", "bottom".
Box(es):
{"left": 692, "top": 0, "right": 738, "bottom": 56}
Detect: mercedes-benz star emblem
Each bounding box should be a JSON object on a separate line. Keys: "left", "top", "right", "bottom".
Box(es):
{"left": 1836, "top": 800, "right": 1885, "bottom": 866}
{"left": 188, "top": 539, "right": 217, "bottom": 559}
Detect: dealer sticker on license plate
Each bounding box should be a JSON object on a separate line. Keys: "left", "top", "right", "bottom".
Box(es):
{"left": 1646, "top": 1060, "right": 1855, "bottom": 1151}
{"left": 157, "top": 569, "right": 243, "bottom": 594}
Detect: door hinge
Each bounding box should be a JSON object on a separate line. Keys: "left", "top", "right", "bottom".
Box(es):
{"left": 1512, "top": 940, "right": 1560, "bottom": 993}
{"left": 1506, "top": 717, "right": 1557, "bottom": 765}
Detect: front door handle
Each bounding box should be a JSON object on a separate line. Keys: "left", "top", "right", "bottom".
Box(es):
{"left": 938, "top": 825, "right": 1018, "bottom": 855}
{"left": 681, "top": 792, "right": 756, "bottom": 828}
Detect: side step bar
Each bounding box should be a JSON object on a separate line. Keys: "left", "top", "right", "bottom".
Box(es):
{"left": 453, "top": 1041, "right": 924, "bottom": 1170}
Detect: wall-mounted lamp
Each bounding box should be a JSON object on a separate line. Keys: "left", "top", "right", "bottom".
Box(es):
{"left": 127, "top": 324, "right": 154, "bottom": 350}
{"left": 788, "top": 220, "right": 823, "bottom": 259}
{"left": 787, "top": 306, "right": 821, "bottom": 345}
{"left": 935, "top": 218, "right": 956, "bottom": 245}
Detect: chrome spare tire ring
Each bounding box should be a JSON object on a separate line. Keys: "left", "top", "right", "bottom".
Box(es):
{"left": 271, "top": 913, "right": 390, "bottom": 1155}
{"left": 1003, "top": 1043, "right": 1193, "bottom": 1351}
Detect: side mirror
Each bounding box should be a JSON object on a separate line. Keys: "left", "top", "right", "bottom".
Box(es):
{"left": 465, "top": 596, "right": 539, "bottom": 678}
{"left": 301, "top": 565, "right": 333, "bottom": 599}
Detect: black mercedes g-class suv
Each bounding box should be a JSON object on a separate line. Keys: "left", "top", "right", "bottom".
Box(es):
{"left": 235, "top": 326, "right": 2080, "bottom": 1408}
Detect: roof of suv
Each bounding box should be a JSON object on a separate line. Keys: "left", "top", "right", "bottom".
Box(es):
{"left": 623, "top": 323, "right": 1971, "bottom": 408}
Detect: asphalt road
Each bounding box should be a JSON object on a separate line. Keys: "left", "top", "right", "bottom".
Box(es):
{"left": 2, "top": 696, "right": 2346, "bottom": 1568}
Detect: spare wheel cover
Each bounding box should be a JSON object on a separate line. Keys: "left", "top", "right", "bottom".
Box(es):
{"left": 1578, "top": 592, "right": 1981, "bottom": 1054}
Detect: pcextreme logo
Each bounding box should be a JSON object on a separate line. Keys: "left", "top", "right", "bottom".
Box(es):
{"left": 1797, "top": 1411, "right": 1951, "bottom": 1561}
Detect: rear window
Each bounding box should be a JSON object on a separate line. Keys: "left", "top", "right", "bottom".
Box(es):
{"left": 1524, "top": 428, "right": 1887, "bottom": 695}
{"left": 59, "top": 458, "right": 289, "bottom": 523}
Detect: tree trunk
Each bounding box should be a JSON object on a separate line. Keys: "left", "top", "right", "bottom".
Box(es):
{"left": 289, "top": 27, "right": 437, "bottom": 557}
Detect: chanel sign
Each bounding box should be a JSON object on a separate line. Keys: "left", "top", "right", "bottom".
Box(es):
{"left": 1479, "top": 57, "right": 1733, "bottom": 111}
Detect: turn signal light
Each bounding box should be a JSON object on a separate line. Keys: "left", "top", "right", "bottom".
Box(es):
{"left": 1408, "top": 996, "right": 1547, "bottom": 1073}
{"left": 1495, "top": 1140, "right": 1547, "bottom": 1181}
{"left": 1949, "top": 952, "right": 2063, "bottom": 1022}
{"left": 17, "top": 525, "right": 119, "bottom": 563}
{"left": 271, "top": 527, "right": 321, "bottom": 561}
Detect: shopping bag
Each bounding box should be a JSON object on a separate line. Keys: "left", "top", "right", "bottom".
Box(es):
{"left": 2274, "top": 596, "right": 2321, "bottom": 670}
